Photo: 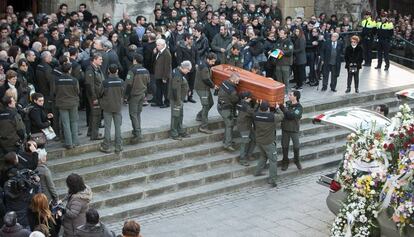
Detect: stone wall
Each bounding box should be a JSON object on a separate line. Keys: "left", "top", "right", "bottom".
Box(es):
{"left": 314, "top": 0, "right": 373, "bottom": 26}
{"left": 43, "top": 0, "right": 371, "bottom": 27}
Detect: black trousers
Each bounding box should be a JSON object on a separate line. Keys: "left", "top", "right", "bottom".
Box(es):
{"left": 293, "top": 64, "right": 306, "bottom": 87}
{"left": 322, "top": 64, "right": 338, "bottom": 90}
{"left": 155, "top": 79, "right": 169, "bottom": 106}
{"left": 377, "top": 40, "right": 390, "bottom": 68}
{"left": 186, "top": 70, "right": 196, "bottom": 96}
{"left": 347, "top": 69, "right": 360, "bottom": 90}
{"left": 306, "top": 52, "right": 317, "bottom": 83}
{"left": 362, "top": 38, "right": 373, "bottom": 65}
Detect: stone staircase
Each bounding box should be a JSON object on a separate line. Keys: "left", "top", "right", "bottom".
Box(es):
{"left": 45, "top": 86, "right": 412, "bottom": 224}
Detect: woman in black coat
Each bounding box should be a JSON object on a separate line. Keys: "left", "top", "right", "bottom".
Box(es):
{"left": 344, "top": 35, "right": 363, "bottom": 93}
{"left": 29, "top": 93, "right": 52, "bottom": 144}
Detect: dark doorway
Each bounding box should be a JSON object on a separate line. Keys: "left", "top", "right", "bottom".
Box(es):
{"left": 6, "top": 0, "right": 37, "bottom": 14}
{"left": 376, "top": 0, "right": 390, "bottom": 12}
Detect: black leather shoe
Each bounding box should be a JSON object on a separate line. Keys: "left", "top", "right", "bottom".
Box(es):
{"left": 375, "top": 66, "right": 381, "bottom": 69}
{"left": 294, "top": 160, "right": 302, "bottom": 170}
{"left": 188, "top": 98, "right": 196, "bottom": 103}
{"left": 151, "top": 103, "right": 161, "bottom": 107}
{"left": 345, "top": 88, "right": 351, "bottom": 93}
{"left": 160, "top": 104, "right": 170, "bottom": 108}
{"left": 281, "top": 162, "right": 289, "bottom": 171}
{"left": 355, "top": 89, "right": 359, "bottom": 93}
{"left": 363, "top": 64, "right": 371, "bottom": 67}
{"left": 384, "top": 67, "right": 389, "bottom": 71}
{"left": 331, "top": 89, "right": 337, "bottom": 92}
{"left": 321, "top": 87, "right": 327, "bottom": 91}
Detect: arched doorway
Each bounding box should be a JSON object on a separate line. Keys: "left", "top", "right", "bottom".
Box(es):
{"left": 1, "top": 0, "right": 39, "bottom": 14}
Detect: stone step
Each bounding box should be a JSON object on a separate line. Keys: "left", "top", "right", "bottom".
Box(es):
{"left": 45, "top": 89, "right": 402, "bottom": 159}
{"left": 98, "top": 152, "right": 343, "bottom": 223}
{"left": 48, "top": 121, "right": 342, "bottom": 176}
{"left": 63, "top": 139, "right": 346, "bottom": 212}
{"left": 52, "top": 126, "right": 348, "bottom": 192}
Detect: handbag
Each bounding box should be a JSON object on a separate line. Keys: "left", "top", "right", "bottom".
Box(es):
{"left": 42, "top": 126, "right": 56, "bottom": 140}
{"left": 30, "top": 132, "right": 47, "bottom": 146}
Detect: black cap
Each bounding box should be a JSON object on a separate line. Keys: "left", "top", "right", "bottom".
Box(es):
{"left": 239, "top": 91, "right": 252, "bottom": 99}
{"left": 260, "top": 101, "right": 269, "bottom": 111}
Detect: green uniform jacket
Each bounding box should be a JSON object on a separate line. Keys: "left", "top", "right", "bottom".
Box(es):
{"left": 217, "top": 80, "right": 239, "bottom": 110}
{"left": 100, "top": 76, "right": 125, "bottom": 113}
{"left": 194, "top": 61, "right": 214, "bottom": 91}
{"left": 281, "top": 101, "right": 303, "bottom": 132}
{"left": 225, "top": 53, "right": 244, "bottom": 68}
{"left": 236, "top": 100, "right": 255, "bottom": 131}
{"left": 124, "top": 64, "right": 150, "bottom": 99}
{"left": 84, "top": 64, "right": 104, "bottom": 102}
{"left": 55, "top": 73, "right": 80, "bottom": 110}
{"left": 169, "top": 68, "right": 189, "bottom": 105}
{"left": 274, "top": 38, "right": 294, "bottom": 66}
{"left": 253, "top": 110, "right": 284, "bottom": 145}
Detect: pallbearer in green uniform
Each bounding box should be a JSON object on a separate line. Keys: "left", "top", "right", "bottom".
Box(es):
{"left": 124, "top": 54, "right": 150, "bottom": 143}
{"left": 253, "top": 101, "right": 284, "bottom": 187}
{"left": 99, "top": 64, "right": 125, "bottom": 154}
{"left": 280, "top": 90, "right": 303, "bottom": 171}
{"left": 217, "top": 73, "right": 240, "bottom": 151}
{"left": 236, "top": 91, "right": 256, "bottom": 166}
{"left": 169, "top": 61, "right": 191, "bottom": 140}
{"left": 194, "top": 52, "right": 217, "bottom": 134}
{"left": 274, "top": 28, "right": 293, "bottom": 95}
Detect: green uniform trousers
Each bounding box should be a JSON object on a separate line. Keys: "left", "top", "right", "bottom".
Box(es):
{"left": 281, "top": 130, "right": 300, "bottom": 162}
{"left": 102, "top": 111, "right": 123, "bottom": 152}
{"left": 239, "top": 129, "right": 255, "bottom": 161}
{"left": 196, "top": 89, "right": 214, "bottom": 129}
{"left": 128, "top": 94, "right": 145, "bottom": 137}
{"left": 218, "top": 108, "right": 234, "bottom": 147}
{"left": 170, "top": 101, "right": 184, "bottom": 137}
{"left": 255, "top": 142, "right": 278, "bottom": 183}
{"left": 59, "top": 107, "right": 79, "bottom": 147}
{"left": 275, "top": 65, "right": 290, "bottom": 94}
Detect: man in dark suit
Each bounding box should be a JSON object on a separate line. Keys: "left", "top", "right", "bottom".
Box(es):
{"left": 152, "top": 38, "right": 172, "bottom": 108}
{"left": 321, "top": 33, "right": 343, "bottom": 92}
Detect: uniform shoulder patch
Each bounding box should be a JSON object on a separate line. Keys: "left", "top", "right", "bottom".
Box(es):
{"left": 294, "top": 109, "right": 300, "bottom": 115}
{"left": 126, "top": 74, "right": 132, "bottom": 80}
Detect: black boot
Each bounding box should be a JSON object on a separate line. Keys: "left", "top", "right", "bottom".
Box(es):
{"left": 188, "top": 95, "right": 196, "bottom": 103}
{"left": 293, "top": 148, "right": 302, "bottom": 170}
{"left": 281, "top": 148, "right": 289, "bottom": 171}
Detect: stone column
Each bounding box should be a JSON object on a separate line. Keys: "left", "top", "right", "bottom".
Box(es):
{"left": 279, "top": 0, "right": 315, "bottom": 19}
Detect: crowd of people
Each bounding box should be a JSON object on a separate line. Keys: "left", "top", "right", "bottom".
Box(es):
{"left": 0, "top": 0, "right": 412, "bottom": 236}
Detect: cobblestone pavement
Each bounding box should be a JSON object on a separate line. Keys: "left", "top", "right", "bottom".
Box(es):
{"left": 107, "top": 167, "right": 337, "bottom": 237}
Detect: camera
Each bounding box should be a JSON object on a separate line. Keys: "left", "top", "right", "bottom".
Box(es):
{"left": 51, "top": 202, "right": 66, "bottom": 216}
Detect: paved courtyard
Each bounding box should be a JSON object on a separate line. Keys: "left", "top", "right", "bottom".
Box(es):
{"left": 107, "top": 167, "right": 337, "bottom": 237}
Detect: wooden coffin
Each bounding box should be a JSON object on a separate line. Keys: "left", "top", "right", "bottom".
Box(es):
{"left": 211, "top": 64, "right": 285, "bottom": 107}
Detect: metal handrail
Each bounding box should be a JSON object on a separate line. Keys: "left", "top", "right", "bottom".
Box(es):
{"left": 394, "top": 35, "right": 414, "bottom": 48}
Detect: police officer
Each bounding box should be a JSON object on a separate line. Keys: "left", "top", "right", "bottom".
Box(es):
{"left": 169, "top": 61, "right": 191, "bottom": 141}
{"left": 55, "top": 63, "right": 80, "bottom": 149}
{"left": 85, "top": 53, "right": 104, "bottom": 140}
{"left": 360, "top": 11, "right": 376, "bottom": 67}
{"left": 236, "top": 91, "right": 256, "bottom": 166}
{"left": 225, "top": 44, "right": 244, "bottom": 68}
{"left": 375, "top": 12, "right": 394, "bottom": 71}
{"left": 124, "top": 53, "right": 150, "bottom": 143}
{"left": 253, "top": 101, "right": 284, "bottom": 188}
{"left": 195, "top": 52, "right": 217, "bottom": 134}
{"left": 274, "top": 28, "right": 294, "bottom": 95}
{"left": 280, "top": 90, "right": 303, "bottom": 171}
{"left": 0, "top": 96, "right": 26, "bottom": 157}
{"left": 99, "top": 64, "right": 124, "bottom": 154}
{"left": 217, "top": 73, "right": 240, "bottom": 151}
